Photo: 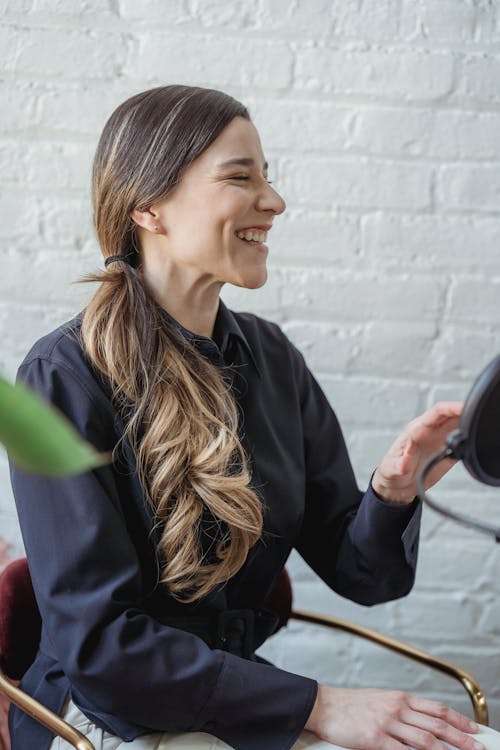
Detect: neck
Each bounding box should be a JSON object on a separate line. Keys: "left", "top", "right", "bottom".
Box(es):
{"left": 140, "top": 257, "right": 223, "bottom": 339}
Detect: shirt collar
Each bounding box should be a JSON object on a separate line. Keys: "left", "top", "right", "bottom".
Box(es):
{"left": 160, "top": 299, "right": 261, "bottom": 379}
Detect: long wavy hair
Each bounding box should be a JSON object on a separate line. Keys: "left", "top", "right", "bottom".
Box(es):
{"left": 81, "top": 85, "right": 263, "bottom": 603}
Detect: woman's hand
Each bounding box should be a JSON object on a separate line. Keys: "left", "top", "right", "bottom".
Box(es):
{"left": 372, "top": 401, "right": 463, "bottom": 505}
{"left": 304, "top": 685, "right": 484, "bottom": 750}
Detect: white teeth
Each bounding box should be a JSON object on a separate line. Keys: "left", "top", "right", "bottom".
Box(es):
{"left": 236, "top": 229, "right": 267, "bottom": 243}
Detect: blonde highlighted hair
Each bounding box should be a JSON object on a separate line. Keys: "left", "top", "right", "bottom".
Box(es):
{"left": 81, "top": 86, "right": 263, "bottom": 603}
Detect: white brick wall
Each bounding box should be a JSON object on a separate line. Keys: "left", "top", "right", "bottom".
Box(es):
{"left": 2, "top": 0, "right": 500, "bottom": 729}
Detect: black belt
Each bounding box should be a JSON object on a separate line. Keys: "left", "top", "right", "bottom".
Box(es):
{"left": 159, "top": 608, "right": 280, "bottom": 660}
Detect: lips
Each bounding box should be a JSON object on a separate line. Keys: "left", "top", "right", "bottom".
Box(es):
{"left": 236, "top": 229, "right": 268, "bottom": 243}
{"left": 235, "top": 225, "right": 272, "bottom": 244}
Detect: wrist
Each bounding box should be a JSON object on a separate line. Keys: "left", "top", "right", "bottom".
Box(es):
{"left": 304, "top": 683, "right": 324, "bottom": 734}
{"left": 371, "top": 470, "right": 414, "bottom": 506}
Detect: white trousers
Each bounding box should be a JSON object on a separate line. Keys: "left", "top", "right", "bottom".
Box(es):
{"left": 49, "top": 699, "right": 335, "bottom": 749}
{"left": 50, "top": 698, "right": 500, "bottom": 750}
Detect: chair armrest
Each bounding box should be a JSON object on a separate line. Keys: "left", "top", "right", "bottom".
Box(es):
{"left": 0, "top": 667, "right": 95, "bottom": 750}
{"left": 291, "top": 609, "right": 488, "bottom": 726}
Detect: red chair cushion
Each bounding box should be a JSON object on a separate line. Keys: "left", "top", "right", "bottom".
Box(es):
{"left": 0, "top": 558, "right": 41, "bottom": 680}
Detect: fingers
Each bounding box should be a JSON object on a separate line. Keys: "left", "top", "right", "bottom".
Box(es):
{"left": 407, "top": 695, "right": 478, "bottom": 733}
{"left": 395, "top": 708, "right": 484, "bottom": 750}
{"left": 417, "top": 401, "right": 464, "bottom": 429}
{"left": 405, "top": 405, "right": 462, "bottom": 447}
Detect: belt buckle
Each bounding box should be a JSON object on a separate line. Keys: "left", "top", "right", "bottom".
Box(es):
{"left": 215, "top": 608, "right": 255, "bottom": 658}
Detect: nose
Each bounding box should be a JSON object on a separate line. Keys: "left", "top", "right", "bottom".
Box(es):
{"left": 257, "top": 180, "right": 286, "bottom": 215}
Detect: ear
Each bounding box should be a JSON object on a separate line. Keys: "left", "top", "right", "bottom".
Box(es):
{"left": 130, "top": 207, "right": 161, "bottom": 234}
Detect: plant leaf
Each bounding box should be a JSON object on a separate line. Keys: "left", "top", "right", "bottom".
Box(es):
{"left": 0, "top": 375, "right": 108, "bottom": 476}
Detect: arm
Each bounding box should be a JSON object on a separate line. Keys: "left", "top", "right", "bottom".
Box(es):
{"left": 288, "top": 346, "right": 479, "bottom": 750}
{"left": 10, "top": 354, "right": 316, "bottom": 750}
{"left": 292, "top": 347, "right": 421, "bottom": 605}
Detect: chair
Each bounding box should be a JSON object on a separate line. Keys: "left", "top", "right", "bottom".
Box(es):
{"left": 0, "top": 558, "right": 95, "bottom": 750}
{"left": 0, "top": 560, "right": 489, "bottom": 750}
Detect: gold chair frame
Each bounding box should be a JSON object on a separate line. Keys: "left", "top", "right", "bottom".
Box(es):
{"left": 292, "top": 609, "right": 488, "bottom": 726}
{"left": 0, "top": 668, "right": 95, "bottom": 750}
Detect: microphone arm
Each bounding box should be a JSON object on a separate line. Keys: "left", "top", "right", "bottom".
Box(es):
{"left": 417, "top": 447, "right": 500, "bottom": 543}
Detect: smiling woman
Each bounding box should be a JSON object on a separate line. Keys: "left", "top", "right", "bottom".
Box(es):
{"left": 8, "top": 85, "right": 490, "bottom": 750}
{"left": 131, "top": 115, "right": 285, "bottom": 329}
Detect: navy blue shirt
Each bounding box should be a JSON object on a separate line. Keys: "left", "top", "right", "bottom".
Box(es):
{"left": 9, "top": 300, "right": 422, "bottom": 750}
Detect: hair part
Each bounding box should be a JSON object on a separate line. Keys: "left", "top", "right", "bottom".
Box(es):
{"left": 81, "top": 85, "right": 262, "bottom": 603}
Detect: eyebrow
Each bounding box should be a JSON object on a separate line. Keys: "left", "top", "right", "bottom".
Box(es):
{"left": 216, "top": 157, "right": 269, "bottom": 171}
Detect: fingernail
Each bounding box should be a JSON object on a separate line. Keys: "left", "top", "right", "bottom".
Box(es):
{"left": 469, "top": 721, "right": 478, "bottom": 731}
{"left": 473, "top": 741, "right": 484, "bottom": 750}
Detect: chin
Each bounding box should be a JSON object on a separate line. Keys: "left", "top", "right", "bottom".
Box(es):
{"left": 237, "top": 268, "right": 268, "bottom": 290}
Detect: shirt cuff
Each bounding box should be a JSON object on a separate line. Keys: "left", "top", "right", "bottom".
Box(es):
{"left": 352, "top": 480, "right": 423, "bottom": 568}
{"left": 195, "top": 651, "right": 318, "bottom": 750}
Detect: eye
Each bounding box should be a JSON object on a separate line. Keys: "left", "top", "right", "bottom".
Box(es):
{"left": 228, "top": 174, "right": 274, "bottom": 185}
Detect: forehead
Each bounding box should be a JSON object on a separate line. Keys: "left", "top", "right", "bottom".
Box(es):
{"left": 196, "top": 117, "right": 266, "bottom": 169}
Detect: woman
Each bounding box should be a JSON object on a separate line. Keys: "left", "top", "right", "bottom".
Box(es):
{"left": 9, "top": 85, "right": 484, "bottom": 750}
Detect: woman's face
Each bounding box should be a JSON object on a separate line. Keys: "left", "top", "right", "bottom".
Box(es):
{"left": 146, "top": 116, "right": 286, "bottom": 290}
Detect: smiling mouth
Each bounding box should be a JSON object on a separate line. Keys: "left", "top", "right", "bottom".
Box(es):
{"left": 235, "top": 229, "right": 268, "bottom": 244}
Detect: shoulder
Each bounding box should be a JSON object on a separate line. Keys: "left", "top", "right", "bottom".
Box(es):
{"left": 230, "top": 309, "right": 307, "bottom": 375}
{"left": 17, "top": 314, "right": 113, "bottom": 418}
{"left": 20, "top": 314, "right": 84, "bottom": 371}
{"left": 230, "top": 310, "right": 291, "bottom": 350}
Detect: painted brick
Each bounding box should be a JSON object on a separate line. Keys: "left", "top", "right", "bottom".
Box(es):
{"left": 117, "top": 0, "right": 190, "bottom": 23}
{"left": 1, "top": 139, "right": 94, "bottom": 190}
{"left": 352, "top": 321, "right": 438, "bottom": 379}
{"left": 248, "top": 98, "right": 354, "bottom": 153}
{"left": 350, "top": 108, "right": 500, "bottom": 161}
{"left": 416, "top": 537, "right": 492, "bottom": 592}
{"left": 0, "top": 247, "right": 96, "bottom": 305}
{"left": 187, "top": 0, "right": 260, "bottom": 30}
{"left": 281, "top": 320, "right": 362, "bottom": 374}
{"left": 36, "top": 83, "right": 133, "bottom": 137}
{"left": 125, "top": 33, "right": 292, "bottom": 89}
{"left": 270, "top": 209, "right": 360, "bottom": 267}
{"left": 362, "top": 213, "right": 500, "bottom": 271}
{"left": 448, "top": 280, "right": 500, "bottom": 326}
{"left": 349, "top": 107, "right": 434, "bottom": 158}
{"left": 400, "top": 0, "right": 478, "bottom": 43}
{"left": 294, "top": 47, "right": 455, "bottom": 101}
{"left": 396, "top": 591, "right": 481, "bottom": 641}
{"left": 0, "top": 79, "right": 39, "bottom": 133}
{"left": 0, "top": 190, "right": 40, "bottom": 245}
{"left": 316, "top": 375, "right": 422, "bottom": 428}
{"left": 430, "top": 111, "right": 500, "bottom": 161}
{"left": 456, "top": 53, "right": 500, "bottom": 106}
{"left": 31, "top": 0, "right": 115, "bottom": 14}
{"left": 333, "top": 0, "right": 400, "bottom": 41}
{"left": 429, "top": 326, "right": 500, "bottom": 381}
{"left": 38, "top": 196, "right": 94, "bottom": 249}
{"left": 437, "top": 164, "right": 500, "bottom": 213}
{"left": 280, "top": 268, "right": 444, "bottom": 321}
{"left": 281, "top": 156, "right": 432, "bottom": 210}
{"left": 9, "top": 25, "right": 129, "bottom": 78}
{"left": 254, "top": 0, "right": 336, "bottom": 37}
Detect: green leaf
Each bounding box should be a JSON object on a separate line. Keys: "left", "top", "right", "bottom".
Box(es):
{"left": 0, "top": 375, "right": 108, "bottom": 476}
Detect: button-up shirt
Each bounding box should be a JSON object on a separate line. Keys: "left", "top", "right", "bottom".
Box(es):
{"left": 9, "top": 300, "right": 421, "bottom": 750}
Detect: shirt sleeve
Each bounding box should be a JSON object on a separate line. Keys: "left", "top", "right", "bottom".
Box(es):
{"left": 290, "top": 344, "right": 422, "bottom": 606}
{"left": 10, "top": 355, "right": 317, "bottom": 750}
